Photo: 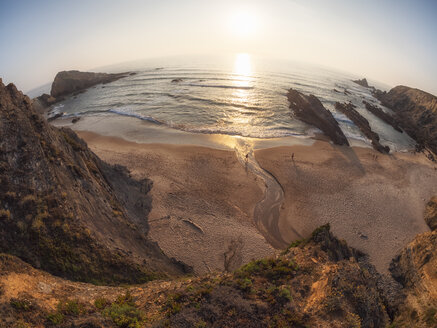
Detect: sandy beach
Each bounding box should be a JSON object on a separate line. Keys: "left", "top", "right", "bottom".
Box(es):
{"left": 77, "top": 131, "right": 276, "bottom": 275}
{"left": 256, "top": 142, "right": 437, "bottom": 272}
{"left": 67, "top": 116, "right": 437, "bottom": 274}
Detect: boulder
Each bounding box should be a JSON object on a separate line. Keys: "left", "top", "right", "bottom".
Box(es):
{"left": 287, "top": 88, "right": 349, "bottom": 146}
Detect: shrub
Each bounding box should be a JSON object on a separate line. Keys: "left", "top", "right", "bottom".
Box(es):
{"left": 57, "top": 299, "right": 84, "bottom": 316}
{"left": 94, "top": 297, "right": 110, "bottom": 310}
{"left": 46, "top": 312, "right": 64, "bottom": 325}
{"left": 104, "top": 303, "right": 145, "bottom": 328}
{"left": 10, "top": 298, "right": 32, "bottom": 311}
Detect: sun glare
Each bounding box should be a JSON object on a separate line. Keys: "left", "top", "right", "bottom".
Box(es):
{"left": 229, "top": 11, "right": 257, "bottom": 38}
{"left": 234, "top": 53, "right": 252, "bottom": 76}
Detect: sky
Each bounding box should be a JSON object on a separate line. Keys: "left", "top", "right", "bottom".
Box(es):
{"left": 1, "top": 0, "right": 436, "bottom": 95}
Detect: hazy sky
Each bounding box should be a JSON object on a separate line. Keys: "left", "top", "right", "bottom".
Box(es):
{"left": 1, "top": 0, "right": 436, "bottom": 94}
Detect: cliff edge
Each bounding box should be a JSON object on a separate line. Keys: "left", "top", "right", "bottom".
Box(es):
{"left": 0, "top": 79, "right": 189, "bottom": 284}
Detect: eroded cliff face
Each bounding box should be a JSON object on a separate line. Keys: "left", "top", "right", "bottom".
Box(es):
{"left": 0, "top": 79, "right": 188, "bottom": 284}
{"left": 377, "top": 86, "right": 437, "bottom": 156}
{"left": 390, "top": 229, "right": 437, "bottom": 327}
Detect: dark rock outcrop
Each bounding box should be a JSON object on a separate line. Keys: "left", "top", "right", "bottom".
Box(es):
{"left": 31, "top": 93, "right": 57, "bottom": 113}
{"left": 362, "top": 100, "right": 403, "bottom": 133}
{"left": 375, "top": 86, "right": 437, "bottom": 155}
{"left": 353, "top": 78, "right": 370, "bottom": 88}
{"left": 50, "top": 70, "right": 130, "bottom": 99}
{"left": 287, "top": 88, "right": 349, "bottom": 146}
{"left": 335, "top": 102, "right": 390, "bottom": 153}
{"left": 0, "top": 78, "right": 189, "bottom": 284}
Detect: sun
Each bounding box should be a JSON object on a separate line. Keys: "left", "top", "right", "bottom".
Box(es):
{"left": 229, "top": 11, "right": 257, "bottom": 38}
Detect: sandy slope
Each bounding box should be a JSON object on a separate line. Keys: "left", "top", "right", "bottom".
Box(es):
{"left": 255, "top": 141, "right": 437, "bottom": 272}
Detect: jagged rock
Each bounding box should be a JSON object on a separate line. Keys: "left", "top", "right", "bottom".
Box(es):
{"left": 335, "top": 102, "right": 390, "bottom": 153}
{"left": 376, "top": 85, "right": 437, "bottom": 155}
{"left": 363, "top": 100, "right": 403, "bottom": 133}
{"left": 353, "top": 78, "right": 370, "bottom": 88}
{"left": 72, "top": 117, "right": 81, "bottom": 124}
{"left": 0, "top": 78, "right": 189, "bottom": 284}
{"left": 50, "top": 70, "right": 130, "bottom": 98}
{"left": 287, "top": 88, "right": 349, "bottom": 146}
{"left": 31, "top": 93, "right": 57, "bottom": 113}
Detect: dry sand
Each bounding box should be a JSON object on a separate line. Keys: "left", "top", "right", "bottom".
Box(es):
{"left": 76, "top": 125, "right": 437, "bottom": 274}
{"left": 78, "top": 131, "right": 276, "bottom": 275}
{"left": 256, "top": 142, "right": 437, "bottom": 272}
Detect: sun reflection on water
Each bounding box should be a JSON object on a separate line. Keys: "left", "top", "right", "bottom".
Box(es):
{"left": 228, "top": 53, "right": 256, "bottom": 134}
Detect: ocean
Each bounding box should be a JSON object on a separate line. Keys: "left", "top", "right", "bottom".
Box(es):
{"left": 49, "top": 54, "right": 415, "bottom": 151}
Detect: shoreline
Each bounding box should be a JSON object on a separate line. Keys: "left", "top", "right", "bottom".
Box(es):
{"left": 53, "top": 114, "right": 379, "bottom": 151}
{"left": 57, "top": 116, "right": 437, "bottom": 273}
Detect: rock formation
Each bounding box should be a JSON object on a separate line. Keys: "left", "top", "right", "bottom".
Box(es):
{"left": 335, "top": 102, "right": 390, "bottom": 153}
{"left": 287, "top": 88, "right": 349, "bottom": 146}
{"left": 362, "top": 100, "right": 403, "bottom": 133}
{"left": 389, "top": 224, "right": 437, "bottom": 327}
{"left": 31, "top": 93, "right": 57, "bottom": 114}
{"left": 376, "top": 86, "right": 437, "bottom": 155}
{"left": 352, "top": 78, "right": 370, "bottom": 88}
{"left": 50, "top": 70, "right": 130, "bottom": 99}
{"left": 0, "top": 79, "right": 189, "bottom": 284}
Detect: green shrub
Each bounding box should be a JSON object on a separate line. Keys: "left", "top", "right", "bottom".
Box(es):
{"left": 103, "top": 303, "right": 145, "bottom": 328}
{"left": 94, "top": 297, "right": 110, "bottom": 310}
{"left": 46, "top": 312, "right": 64, "bottom": 325}
{"left": 10, "top": 298, "right": 32, "bottom": 311}
{"left": 57, "top": 299, "right": 84, "bottom": 315}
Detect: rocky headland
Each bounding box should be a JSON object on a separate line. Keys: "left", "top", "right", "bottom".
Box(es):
{"left": 287, "top": 88, "right": 349, "bottom": 146}
{"left": 32, "top": 70, "right": 133, "bottom": 114}
{"left": 376, "top": 86, "right": 437, "bottom": 156}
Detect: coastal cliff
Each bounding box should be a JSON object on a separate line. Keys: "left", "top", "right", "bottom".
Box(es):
{"left": 50, "top": 70, "right": 131, "bottom": 99}
{"left": 376, "top": 86, "right": 437, "bottom": 155}
{"left": 0, "top": 79, "right": 188, "bottom": 284}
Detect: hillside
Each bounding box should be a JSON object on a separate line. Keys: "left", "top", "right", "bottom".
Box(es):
{"left": 0, "top": 79, "right": 189, "bottom": 285}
